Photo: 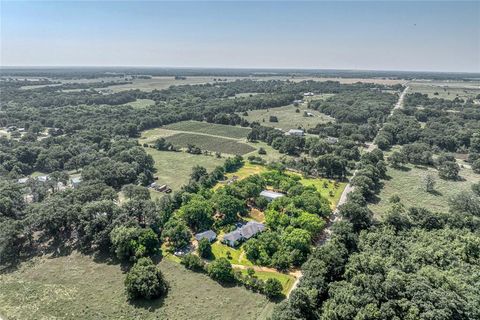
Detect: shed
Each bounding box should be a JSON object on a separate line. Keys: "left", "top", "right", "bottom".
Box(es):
{"left": 195, "top": 230, "right": 217, "bottom": 242}
{"left": 260, "top": 190, "right": 285, "bottom": 202}
{"left": 71, "top": 177, "right": 82, "bottom": 188}
{"left": 17, "top": 177, "right": 28, "bottom": 184}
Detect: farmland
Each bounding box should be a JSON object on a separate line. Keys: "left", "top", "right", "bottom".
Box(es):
{"left": 409, "top": 80, "right": 480, "bottom": 100}
{"left": 163, "top": 121, "right": 251, "bottom": 139}
{"left": 0, "top": 253, "right": 273, "bottom": 320}
{"left": 369, "top": 163, "right": 480, "bottom": 217}
{"left": 166, "top": 133, "right": 255, "bottom": 155}
{"left": 239, "top": 102, "right": 334, "bottom": 131}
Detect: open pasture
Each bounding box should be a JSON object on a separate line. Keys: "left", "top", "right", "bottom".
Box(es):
{"left": 239, "top": 103, "right": 334, "bottom": 131}
{"left": 145, "top": 148, "right": 225, "bottom": 191}
{"left": 409, "top": 80, "right": 480, "bottom": 100}
{"left": 0, "top": 252, "right": 273, "bottom": 320}
{"left": 369, "top": 163, "right": 480, "bottom": 217}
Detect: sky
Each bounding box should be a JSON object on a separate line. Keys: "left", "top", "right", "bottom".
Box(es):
{"left": 1, "top": 1, "right": 479, "bottom": 72}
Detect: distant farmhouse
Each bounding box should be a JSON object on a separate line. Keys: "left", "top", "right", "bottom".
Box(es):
{"left": 326, "top": 136, "right": 339, "bottom": 144}
{"left": 259, "top": 190, "right": 285, "bottom": 202}
{"left": 286, "top": 129, "right": 304, "bottom": 136}
{"left": 195, "top": 230, "right": 217, "bottom": 243}
{"left": 223, "top": 221, "right": 265, "bottom": 247}
{"left": 303, "top": 92, "right": 314, "bottom": 96}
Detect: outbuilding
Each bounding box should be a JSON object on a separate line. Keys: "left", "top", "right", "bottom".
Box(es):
{"left": 260, "top": 190, "right": 285, "bottom": 202}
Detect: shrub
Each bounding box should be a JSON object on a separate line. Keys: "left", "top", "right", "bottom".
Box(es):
{"left": 124, "top": 257, "right": 167, "bottom": 300}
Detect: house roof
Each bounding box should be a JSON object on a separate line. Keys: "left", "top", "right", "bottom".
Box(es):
{"left": 195, "top": 230, "right": 217, "bottom": 241}
{"left": 223, "top": 230, "right": 243, "bottom": 242}
{"left": 260, "top": 190, "right": 284, "bottom": 200}
{"left": 71, "top": 177, "right": 82, "bottom": 183}
{"left": 240, "top": 221, "right": 265, "bottom": 239}
{"left": 18, "top": 178, "right": 28, "bottom": 184}
{"left": 37, "top": 175, "right": 49, "bottom": 182}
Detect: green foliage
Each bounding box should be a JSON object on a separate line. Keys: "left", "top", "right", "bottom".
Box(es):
{"left": 124, "top": 257, "right": 167, "bottom": 300}
{"left": 264, "top": 278, "right": 283, "bottom": 299}
{"left": 110, "top": 226, "right": 159, "bottom": 261}
{"left": 161, "top": 218, "right": 191, "bottom": 251}
{"left": 181, "top": 253, "right": 205, "bottom": 271}
{"left": 207, "top": 257, "right": 234, "bottom": 283}
{"left": 178, "top": 195, "right": 214, "bottom": 232}
{"left": 197, "top": 238, "right": 212, "bottom": 259}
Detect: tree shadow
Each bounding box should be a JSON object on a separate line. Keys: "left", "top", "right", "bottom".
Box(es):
{"left": 128, "top": 293, "right": 166, "bottom": 312}
{"left": 394, "top": 165, "right": 411, "bottom": 172}
{"left": 427, "top": 189, "right": 443, "bottom": 197}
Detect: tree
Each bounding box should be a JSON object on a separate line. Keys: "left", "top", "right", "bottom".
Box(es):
{"left": 161, "top": 218, "right": 191, "bottom": 250}
{"left": 122, "top": 184, "right": 150, "bottom": 200}
{"left": 178, "top": 196, "right": 214, "bottom": 231}
{"left": 422, "top": 174, "right": 436, "bottom": 193}
{"left": 207, "top": 257, "right": 234, "bottom": 283}
{"left": 153, "top": 138, "right": 174, "bottom": 151}
{"left": 181, "top": 253, "right": 205, "bottom": 271}
{"left": 388, "top": 151, "right": 406, "bottom": 168}
{"left": 258, "top": 147, "right": 266, "bottom": 155}
{"left": 190, "top": 165, "right": 208, "bottom": 182}
{"left": 124, "top": 257, "right": 167, "bottom": 300}
{"left": 472, "top": 182, "right": 480, "bottom": 197}
{"left": 438, "top": 161, "right": 460, "bottom": 180}
{"left": 212, "top": 193, "right": 246, "bottom": 225}
{"left": 338, "top": 201, "right": 373, "bottom": 232}
{"left": 197, "top": 238, "right": 212, "bottom": 258}
{"left": 269, "top": 115, "right": 279, "bottom": 123}
{"left": 264, "top": 278, "right": 283, "bottom": 299}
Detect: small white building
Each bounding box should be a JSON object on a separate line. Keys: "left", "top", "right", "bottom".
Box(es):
{"left": 303, "top": 92, "right": 314, "bottom": 96}
{"left": 326, "top": 136, "right": 339, "bottom": 144}
{"left": 286, "top": 129, "right": 304, "bottom": 136}
{"left": 260, "top": 190, "right": 285, "bottom": 202}
{"left": 306, "top": 112, "right": 314, "bottom": 117}
{"left": 71, "top": 177, "right": 82, "bottom": 188}
{"left": 17, "top": 177, "right": 28, "bottom": 184}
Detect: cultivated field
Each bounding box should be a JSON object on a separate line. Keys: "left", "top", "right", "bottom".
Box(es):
{"left": 123, "top": 98, "right": 156, "bottom": 109}
{"left": 369, "top": 163, "right": 480, "bottom": 216}
{"left": 164, "top": 121, "right": 251, "bottom": 139}
{"left": 145, "top": 148, "right": 225, "bottom": 191}
{"left": 166, "top": 133, "right": 256, "bottom": 155}
{"left": 239, "top": 103, "right": 334, "bottom": 131}
{"left": 0, "top": 253, "right": 274, "bottom": 320}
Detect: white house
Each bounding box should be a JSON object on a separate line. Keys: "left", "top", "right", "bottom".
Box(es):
{"left": 286, "top": 129, "right": 304, "bottom": 136}
{"left": 303, "top": 92, "right": 314, "bottom": 96}
{"left": 260, "top": 190, "right": 285, "bottom": 202}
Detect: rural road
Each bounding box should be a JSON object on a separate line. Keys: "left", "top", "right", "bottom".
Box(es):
{"left": 288, "top": 85, "right": 409, "bottom": 296}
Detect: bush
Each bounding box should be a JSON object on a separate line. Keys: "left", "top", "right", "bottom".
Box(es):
{"left": 207, "top": 257, "right": 234, "bottom": 283}
{"left": 258, "top": 147, "right": 267, "bottom": 155}
{"left": 197, "top": 238, "right": 212, "bottom": 258}
{"left": 124, "top": 257, "right": 167, "bottom": 300}
{"left": 269, "top": 116, "right": 279, "bottom": 123}
{"left": 181, "top": 254, "right": 205, "bottom": 271}
{"left": 264, "top": 278, "right": 283, "bottom": 299}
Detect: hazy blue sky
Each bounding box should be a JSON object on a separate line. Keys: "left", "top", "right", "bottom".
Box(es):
{"left": 1, "top": 1, "right": 479, "bottom": 72}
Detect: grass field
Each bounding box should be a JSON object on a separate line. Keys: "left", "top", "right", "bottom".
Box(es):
{"left": 145, "top": 148, "right": 225, "bottom": 191}
{"left": 123, "top": 98, "right": 156, "bottom": 109}
{"left": 214, "top": 162, "right": 269, "bottom": 190}
{"left": 165, "top": 133, "right": 255, "bottom": 156}
{"left": 0, "top": 252, "right": 273, "bottom": 320}
{"left": 211, "top": 241, "right": 254, "bottom": 267}
{"left": 239, "top": 103, "right": 334, "bottom": 131}
{"left": 164, "top": 121, "right": 251, "bottom": 139}
{"left": 288, "top": 172, "right": 347, "bottom": 210}
{"left": 409, "top": 81, "right": 480, "bottom": 100}
{"left": 239, "top": 270, "right": 295, "bottom": 296}
{"left": 369, "top": 163, "right": 480, "bottom": 217}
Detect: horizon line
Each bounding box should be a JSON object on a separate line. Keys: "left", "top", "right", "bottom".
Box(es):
{"left": 1, "top": 65, "right": 479, "bottom": 75}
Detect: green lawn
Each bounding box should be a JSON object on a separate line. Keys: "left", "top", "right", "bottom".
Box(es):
{"left": 287, "top": 172, "right": 347, "bottom": 210}
{"left": 145, "top": 148, "right": 225, "bottom": 191}
{"left": 211, "top": 241, "right": 253, "bottom": 267}
{"left": 0, "top": 252, "right": 273, "bottom": 320}
{"left": 369, "top": 163, "right": 480, "bottom": 217}
{"left": 239, "top": 103, "right": 334, "bottom": 131}
{"left": 239, "top": 270, "right": 295, "bottom": 296}
{"left": 163, "top": 121, "right": 251, "bottom": 139}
